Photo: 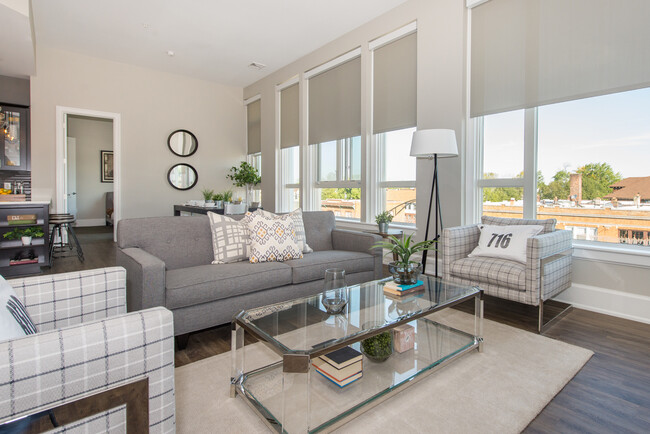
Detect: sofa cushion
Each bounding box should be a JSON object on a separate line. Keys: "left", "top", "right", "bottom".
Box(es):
{"left": 165, "top": 262, "right": 292, "bottom": 309}
{"left": 449, "top": 257, "right": 526, "bottom": 291}
{"left": 302, "top": 211, "right": 335, "bottom": 251}
{"left": 283, "top": 250, "right": 375, "bottom": 284}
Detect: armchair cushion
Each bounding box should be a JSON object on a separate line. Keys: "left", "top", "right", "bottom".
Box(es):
{"left": 482, "top": 216, "right": 556, "bottom": 234}
{"left": 449, "top": 257, "right": 526, "bottom": 291}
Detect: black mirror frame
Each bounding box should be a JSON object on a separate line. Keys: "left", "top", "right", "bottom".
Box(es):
{"left": 167, "top": 129, "right": 198, "bottom": 157}
{"left": 167, "top": 163, "right": 198, "bottom": 190}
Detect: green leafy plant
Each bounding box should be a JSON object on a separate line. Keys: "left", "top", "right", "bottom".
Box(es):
{"left": 201, "top": 188, "right": 215, "bottom": 201}
{"left": 3, "top": 226, "right": 45, "bottom": 240}
{"left": 375, "top": 211, "right": 393, "bottom": 224}
{"left": 227, "top": 161, "right": 261, "bottom": 188}
{"left": 212, "top": 192, "right": 224, "bottom": 201}
{"left": 361, "top": 331, "right": 393, "bottom": 362}
{"left": 222, "top": 190, "right": 233, "bottom": 202}
{"left": 371, "top": 234, "right": 436, "bottom": 267}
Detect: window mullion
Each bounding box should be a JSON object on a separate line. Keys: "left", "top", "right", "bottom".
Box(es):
{"left": 523, "top": 107, "right": 538, "bottom": 219}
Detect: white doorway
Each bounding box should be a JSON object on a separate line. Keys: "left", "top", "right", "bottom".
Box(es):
{"left": 66, "top": 137, "right": 77, "bottom": 218}
{"left": 56, "top": 107, "right": 121, "bottom": 241}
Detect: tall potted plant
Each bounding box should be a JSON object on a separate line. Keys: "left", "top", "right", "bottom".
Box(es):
{"left": 372, "top": 235, "right": 436, "bottom": 284}
{"left": 227, "top": 161, "right": 261, "bottom": 207}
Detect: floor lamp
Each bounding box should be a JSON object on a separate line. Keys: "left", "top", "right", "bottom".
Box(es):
{"left": 410, "top": 129, "right": 458, "bottom": 277}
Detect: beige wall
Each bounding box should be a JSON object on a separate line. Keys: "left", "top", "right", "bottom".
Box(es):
{"left": 30, "top": 46, "right": 245, "bottom": 219}
{"left": 243, "top": 0, "right": 466, "bottom": 234}
{"left": 67, "top": 115, "right": 113, "bottom": 221}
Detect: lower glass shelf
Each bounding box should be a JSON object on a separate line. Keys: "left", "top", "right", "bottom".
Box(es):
{"left": 239, "top": 318, "right": 478, "bottom": 433}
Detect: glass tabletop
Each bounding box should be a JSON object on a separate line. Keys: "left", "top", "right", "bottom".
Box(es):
{"left": 235, "top": 275, "right": 480, "bottom": 355}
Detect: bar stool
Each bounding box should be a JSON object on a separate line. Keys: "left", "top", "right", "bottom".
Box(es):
{"left": 49, "top": 213, "right": 85, "bottom": 264}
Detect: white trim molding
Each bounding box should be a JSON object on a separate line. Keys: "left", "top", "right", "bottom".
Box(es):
{"left": 75, "top": 218, "right": 106, "bottom": 227}
{"left": 304, "top": 47, "right": 362, "bottom": 79}
{"left": 554, "top": 283, "right": 650, "bottom": 325}
{"left": 55, "top": 106, "right": 121, "bottom": 242}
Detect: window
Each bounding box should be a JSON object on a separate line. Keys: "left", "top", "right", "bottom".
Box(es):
{"left": 281, "top": 146, "right": 300, "bottom": 211}
{"left": 247, "top": 152, "right": 262, "bottom": 204}
{"left": 314, "top": 136, "right": 362, "bottom": 220}
{"left": 478, "top": 110, "right": 526, "bottom": 220}
{"left": 376, "top": 127, "right": 417, "bottom": 225}
{"left": 476, "top": 87, "right": 650, "bottom": 247}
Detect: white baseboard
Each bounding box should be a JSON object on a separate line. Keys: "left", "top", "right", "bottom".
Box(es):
{"left": 75, "top": 218, "right": 106, "bottom": 227}
{"left": 554, "top": 283, "right": 650, "bottom": 325}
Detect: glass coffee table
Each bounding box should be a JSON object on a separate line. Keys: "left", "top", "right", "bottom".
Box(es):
{"left": 230, "top": 276, "right": 483, "bottom": 433}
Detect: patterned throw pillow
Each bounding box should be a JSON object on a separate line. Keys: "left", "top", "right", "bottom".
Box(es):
{"left": 247, "top": 213, "right": 303, "bottom": 263}
{"left": 0, "top": 276, "right": 37, "bottom": 342}
{"left": 207, "top": 212, "right": 249, "bottom": 264}
{"left": 255, "top": 209, "right": 313, "bottom": 254}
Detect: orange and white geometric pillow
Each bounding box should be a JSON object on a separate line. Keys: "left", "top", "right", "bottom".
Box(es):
{"left": 246, "top": 213, "right": 303, "bottom": 263}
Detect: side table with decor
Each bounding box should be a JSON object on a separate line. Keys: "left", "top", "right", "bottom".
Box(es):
{"left": 365, "top": 229, "right": 403, "bottom": 261}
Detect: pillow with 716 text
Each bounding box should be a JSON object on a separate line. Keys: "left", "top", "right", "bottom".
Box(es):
{"left": 468, "top": 224, "right": 544, "bottom": 264}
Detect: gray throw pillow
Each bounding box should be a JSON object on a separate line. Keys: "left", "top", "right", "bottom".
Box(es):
{"left": 207, "top": 212, "right": 249, "bottom": 264}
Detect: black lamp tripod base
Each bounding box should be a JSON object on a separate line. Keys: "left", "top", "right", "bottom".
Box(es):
{"left": 421, "top": 154, "right": 443, "bottom": 277}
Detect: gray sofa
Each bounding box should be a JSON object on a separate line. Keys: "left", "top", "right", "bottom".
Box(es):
{"left": 116, "top": 211, "right": 382, "bottom": 338}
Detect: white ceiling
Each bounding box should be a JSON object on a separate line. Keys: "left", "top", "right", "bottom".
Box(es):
{"left": 30, "top": 0, "right": 407, "bottom": 87}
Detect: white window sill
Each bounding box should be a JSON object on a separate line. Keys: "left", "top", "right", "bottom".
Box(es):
{"left": 334, "top": 218, "right": 417, "bottom": 234}
{"left": 572, "top": 240, "right": 650, "bottom": 268}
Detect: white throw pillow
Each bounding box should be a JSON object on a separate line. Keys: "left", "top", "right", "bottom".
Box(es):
{"left": 468, "top": 224, "right": 544, "bottom": 264}
{"left": 207, "top": 212, "right": 249, "bottom": 264}
{"left": 247, "top": 213, "right": 303, "bottom": 263}
{"left": 0, "top": 275, "right": 38, "bottom": 342}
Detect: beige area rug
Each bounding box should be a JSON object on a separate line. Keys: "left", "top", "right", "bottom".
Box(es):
{"left": 175, "top": 310, "right": 592, "bottom": 433}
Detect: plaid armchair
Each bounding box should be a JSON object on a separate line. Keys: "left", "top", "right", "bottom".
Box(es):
{"left": 442, "top": 216, "right": 573, "bottom": 332}
{"left": 0, "top": 267, "right": 175, "bottom": 432}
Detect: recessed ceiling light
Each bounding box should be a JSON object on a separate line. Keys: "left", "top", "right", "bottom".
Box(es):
{"left": 248, "top": 62, "right": 266, "bottom": 70}
{"left": 167, "top": 50, "right": 175, "bottom": 57}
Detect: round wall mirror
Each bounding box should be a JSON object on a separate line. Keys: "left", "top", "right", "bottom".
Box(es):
{"left": 168, "top": 129, "right": 198, "bottom": 157}
{"left": 168, "top": 163, "right": 198, "bottom": 190}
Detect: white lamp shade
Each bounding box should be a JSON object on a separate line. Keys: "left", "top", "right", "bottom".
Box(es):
{"left": 410, "top": 129, "right": 458, "bottom": 158}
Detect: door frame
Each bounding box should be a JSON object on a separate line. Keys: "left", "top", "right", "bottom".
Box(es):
{"left": 55, "top": 106, "right": 121, "bottom": 241}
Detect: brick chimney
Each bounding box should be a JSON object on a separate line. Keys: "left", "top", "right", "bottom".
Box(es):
{"left": 570, "top": 173, "right": 582, "bottom": 202}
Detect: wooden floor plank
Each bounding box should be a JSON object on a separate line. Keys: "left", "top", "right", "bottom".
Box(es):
{"left": 46, "top": 226, "right": 650, "bottom": 433}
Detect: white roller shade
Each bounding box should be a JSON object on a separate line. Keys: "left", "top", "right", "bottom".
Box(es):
{"left": 373, "top": 32, "right": 417, "bottom": 134}
{"left": 308, "top": 56, "right": 361, "bottom": 145}
{"left": 247, "top": 99, "right": 261, "bottom": 154}
{"left": 471, "top": 0, "right": 650, "bottom": 117}
{"left": 280, "top": 84, "right": 299, "bottom": 149}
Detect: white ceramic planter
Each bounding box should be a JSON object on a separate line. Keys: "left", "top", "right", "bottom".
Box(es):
{"left": 21, "top": 236, "right": 32, "bottom": 246}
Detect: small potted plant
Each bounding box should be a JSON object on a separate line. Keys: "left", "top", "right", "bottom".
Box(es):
{"left": 227, "top": 161, "right": 261, "bottom": 207}
{"left": 361, "top": 322, "right": 393, "bottom": 362}
{"left": 4, "top": 226, "right": 45, "bottom": 246}
{"left": 212, "top": 192, "right": 224, "bottom": 209}
{"left": 372, "top": 234, "right": 436, "bottom": 284}
{"left": 201, "top": 188, "right": 215, "bottom": 206}
{"left": 375, "top": 211, "right": 393, "bottom": 233}
{"left": 222, "top": 190, "right": 233, "bottom": 204}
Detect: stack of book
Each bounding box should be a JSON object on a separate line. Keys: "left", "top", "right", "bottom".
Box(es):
{"left": 383, "top": 280, "right": 424, "bottom": 297}
{"left": 313, "top": 346, "right": 363, "bottom": 388}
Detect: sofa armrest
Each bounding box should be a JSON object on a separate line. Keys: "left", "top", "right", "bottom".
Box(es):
{"left": 441, "top": 225, "right": 481, "bottom": 279}
{"left": 116, "top": 247, "right": 166, "bottom": 312}
{"left": 331, "top": 229, "right": 382, "bottom": 256}
{"left": 527, "top": 229, "right": 573, "bottom": 260}
{"left": 331, "top": 229, "right": 383, "bottom": 280}
{"left": 0, "top": 307, "right": 175, "bottom": 432}
{"left": 8, "top": 267, "right": 126, "bottom": 332}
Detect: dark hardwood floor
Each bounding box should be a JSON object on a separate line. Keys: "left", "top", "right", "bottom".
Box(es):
{"left": 44, "top": 226, "right": 650, "bottom": 433}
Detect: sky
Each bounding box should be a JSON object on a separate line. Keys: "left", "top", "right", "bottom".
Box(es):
{"left": 483, "top": 87, "right": 650, "bottom": 182}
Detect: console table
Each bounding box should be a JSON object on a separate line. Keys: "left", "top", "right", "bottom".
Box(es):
{"left": 173, "top": 205, "right": 259, "bottom": 216}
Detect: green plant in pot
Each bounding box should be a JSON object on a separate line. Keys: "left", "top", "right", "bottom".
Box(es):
{"left": 227, "top": 161, "right": 261, "bottom": 207}
{"left": 222, "top": 190, "right": 233, "bottom": 203}
{"left": 4, "top": 226, "right": 45, "bottom": 246}
{"left": 212, "top": 192, "right": 224, "bottom": 208}
{"left": 375, "top": 211, "right": 393, "bottom": 233}
{"left": 361, "top": 323, "right": 393, "bottom": 362}
{"left": 372, "top": 234, "right": 436, "bottom": 285}
{"left": 201, "top": 188, "right": 215, "bottom": 205}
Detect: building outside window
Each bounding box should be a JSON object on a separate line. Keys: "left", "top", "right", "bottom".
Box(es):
{"left": 478, "top": 88, "right": 650, "bottom": 247}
